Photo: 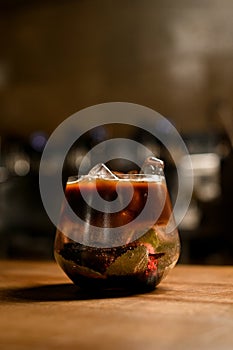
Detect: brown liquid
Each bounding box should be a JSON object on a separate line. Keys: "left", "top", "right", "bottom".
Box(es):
{"left": 63, "top": 178, "right": 172, "bottom": 228}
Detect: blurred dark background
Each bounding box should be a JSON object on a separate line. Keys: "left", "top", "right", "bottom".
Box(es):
{"left": 0, "top": 0, "right": 233, "bottom": 264}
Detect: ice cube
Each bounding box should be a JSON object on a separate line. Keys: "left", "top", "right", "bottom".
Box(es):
{"left": 140, "top": 156, "right": 164, "bottom": 175}
{"left": 88, "top": 163, "right": 119, "bottom": 179}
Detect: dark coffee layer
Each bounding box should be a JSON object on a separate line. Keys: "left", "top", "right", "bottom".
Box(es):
{"left": 63, "top": 178, "right": 172, "bottom": 228}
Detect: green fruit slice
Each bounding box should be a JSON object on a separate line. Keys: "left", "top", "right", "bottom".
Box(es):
{"left": 106, "top": 245, "right": 148, "bottom": 276}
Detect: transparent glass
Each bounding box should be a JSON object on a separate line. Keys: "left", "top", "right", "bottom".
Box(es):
{"left": 54, "top": 163, "right": 180, "bottom": 293}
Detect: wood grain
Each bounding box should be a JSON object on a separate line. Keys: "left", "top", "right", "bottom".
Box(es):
{"left": 0, "top": 260, "right": 232, "bottom": 350}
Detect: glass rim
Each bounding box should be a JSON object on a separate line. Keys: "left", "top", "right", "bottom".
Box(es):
{"left": 67, "top": 173, "right": 165, "bottom": 184}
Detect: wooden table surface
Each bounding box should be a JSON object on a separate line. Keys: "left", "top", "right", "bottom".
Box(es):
{"left": 0, "top": 260, "right": 232, "bottom": 350}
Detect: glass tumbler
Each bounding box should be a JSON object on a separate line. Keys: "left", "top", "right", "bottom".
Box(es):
{"left": 54, "top": 160, "right": 180, "bottom": 293}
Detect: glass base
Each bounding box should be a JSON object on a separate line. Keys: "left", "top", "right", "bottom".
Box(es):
{"left": 55, "top": 250, "right": 165, "bottom": 295}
